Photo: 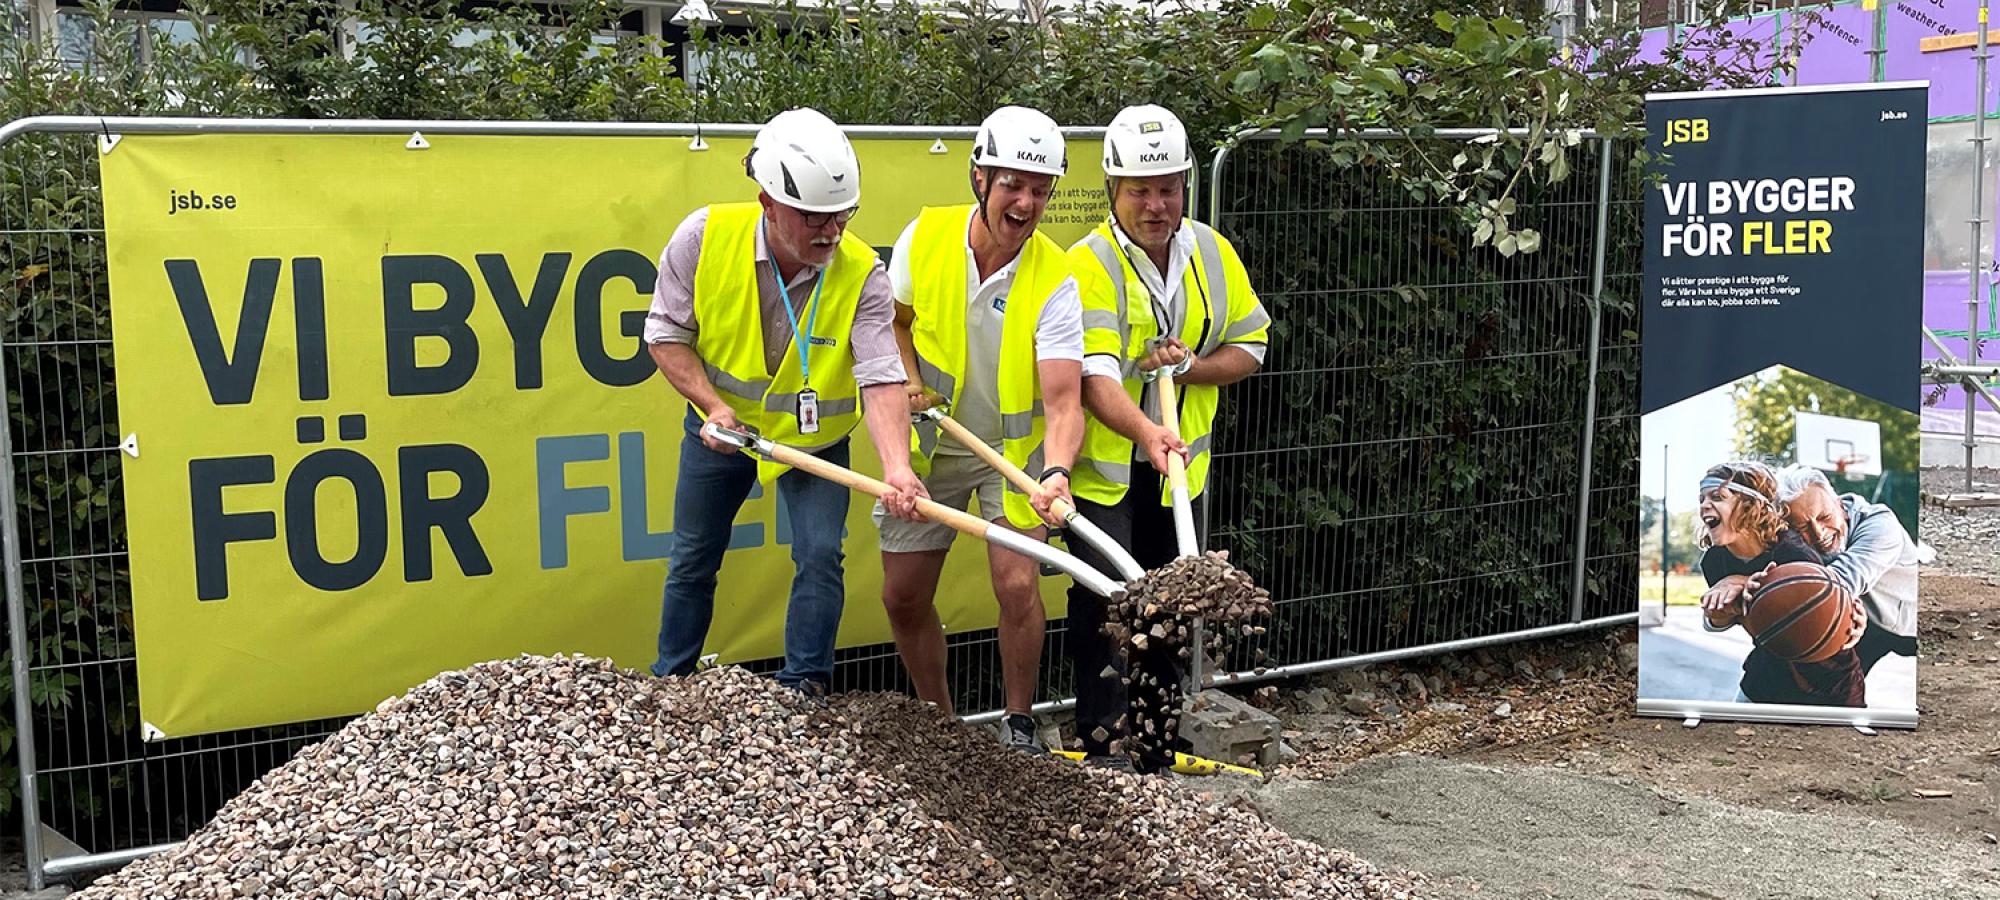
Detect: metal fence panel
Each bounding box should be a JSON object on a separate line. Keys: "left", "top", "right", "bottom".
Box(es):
{"left": 1198, "top": 132, "right": 1637, "bottom": 683}
{"left": 1, "top": 126, "right": 356, "bottom": 888}
{"left": 0, "top": 117, "right": 1095, "bottom": 886}
{"left": 4, "top": 119, "right": 1637, "bottom": 887}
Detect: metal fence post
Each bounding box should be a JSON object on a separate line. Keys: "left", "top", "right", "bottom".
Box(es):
{"left": 1867, "top": 0, "right": 1887, "bottom": 84}
{"left": 2, "top": 337, "right": 47, "bottom": 890}
{"left": 1570, "top": 138, "right": 1615, "bottom": 624}
{"left": 1176, "top": 139, "right": 1240, "bottom": 688}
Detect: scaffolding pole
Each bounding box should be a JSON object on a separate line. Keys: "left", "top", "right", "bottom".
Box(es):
{"left": 1970, "top": 1, "right": 1992, "bottom": 491}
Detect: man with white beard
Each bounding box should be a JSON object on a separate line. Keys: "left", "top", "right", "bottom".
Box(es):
{"left": 1763, "top": 464, "right": 1920, "bottom": 675}
{"left": 644, "top": 107, "right": 928, "bottom": 697}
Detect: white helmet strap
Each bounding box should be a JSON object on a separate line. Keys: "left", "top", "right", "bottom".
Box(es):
{"left": 1105, "top": 173, "right": 1190, "bottom": 241}
{"left": 971, "top": 164, "right": 1059, "bottom": 235}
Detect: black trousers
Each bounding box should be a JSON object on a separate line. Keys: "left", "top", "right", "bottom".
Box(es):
{"left": 1065, "top": 485, "right": 1205, "bottom": 770}
{"left": 1856, "top": 621, "right": 1917, "bottom": 675}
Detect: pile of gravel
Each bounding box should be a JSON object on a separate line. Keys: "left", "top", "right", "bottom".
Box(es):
{"left": 1095, "top": 550, "right": 1276, "bottom": 763}
{"left": 1919, "top": 503, "right": 2000, "bottom": 577}
{"left": 76, "top": 656, "right": 1421, "bottom": 900}
{"left": 1107, "top": 550, "right": 1273, "bottom": 661}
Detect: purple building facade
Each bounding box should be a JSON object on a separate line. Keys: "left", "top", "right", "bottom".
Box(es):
{"left": 1643, "top": 1, "right": 2000, "bottom": 437}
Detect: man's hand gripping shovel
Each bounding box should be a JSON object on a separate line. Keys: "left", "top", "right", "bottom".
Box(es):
{"left": 701, "top": 421, "right": 1125, "bottom": 598}
{"left": 911, "top": 403, "right": 1146, "bottom": 583}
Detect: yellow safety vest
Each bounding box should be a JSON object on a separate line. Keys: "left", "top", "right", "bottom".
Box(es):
{"left": 906, "top": 204, "right": 1070, "bottom": 529}
{"left": 1068, "top": 218, "right": 1270, "bottom": 506}
{"left": 692, "top": 202, "right": 873, "bottom": 481}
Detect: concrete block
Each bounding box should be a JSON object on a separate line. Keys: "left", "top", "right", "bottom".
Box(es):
{"left": 1921, "top": 432, "right": 2000, "bottom": 469}
{"left": 1182, "top": 689, "right": 1281, "bottom": 769}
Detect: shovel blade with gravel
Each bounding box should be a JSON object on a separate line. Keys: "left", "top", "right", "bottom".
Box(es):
{"left": 1141, "top": 371, "right": 1269, "bottom": 649}
{"left": 1090, "top": 371, "right": 1274, "bottom": 767}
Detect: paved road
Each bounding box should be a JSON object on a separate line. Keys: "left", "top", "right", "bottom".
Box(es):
{"left": 1231, "top": 757, "right": 2000, "bottom": 900}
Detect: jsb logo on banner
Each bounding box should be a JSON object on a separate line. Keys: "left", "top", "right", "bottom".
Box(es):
{"left": 1636, "top": 82, "right": 1926, "bottom": 730}
{"left": 101, "top": 132, "right": 1110, "bottom": 738}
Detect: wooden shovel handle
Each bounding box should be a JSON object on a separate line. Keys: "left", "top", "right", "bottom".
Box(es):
{"left": 760, "top": 442, "right": 992, "bottom": 538}
{"left": 1156, "top": 372, "right": 1192, "bottom": 498}
{"left": 927, "top": 412, "right": 1078, "bottom": 521}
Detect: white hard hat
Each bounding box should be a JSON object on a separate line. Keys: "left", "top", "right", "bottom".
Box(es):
{"left": 1102, "top": 105, "right": 1193, "bottom": 178}
{"left": 970, "top": 106, "right": 1067, "bottom": 177}
{"left": 745, "top": 108, "right": 861, "bottom": 213}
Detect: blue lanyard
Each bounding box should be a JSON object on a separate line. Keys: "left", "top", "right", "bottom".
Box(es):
{"left": 763, "top": 220, "right": 827, "bottom": 386}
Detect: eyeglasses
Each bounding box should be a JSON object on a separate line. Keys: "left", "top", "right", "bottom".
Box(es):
{"left": 797, "top": 206, "right": 860, "bottom": 229}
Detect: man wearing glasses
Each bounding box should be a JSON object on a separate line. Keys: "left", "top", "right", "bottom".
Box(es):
{"left": 876, "top": 106, "right": 1086, "bottom": 752}
{"left": 645, "top": 107, "right": 929, "bottom": 697}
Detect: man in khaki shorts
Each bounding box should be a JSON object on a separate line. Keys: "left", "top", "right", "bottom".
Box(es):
{"left": 872, "top": 106, "right": 1085, "bottom": 752}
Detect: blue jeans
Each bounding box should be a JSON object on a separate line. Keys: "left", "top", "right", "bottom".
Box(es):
{"left": 652, "top": 408, "right": 851, "bottom": 690}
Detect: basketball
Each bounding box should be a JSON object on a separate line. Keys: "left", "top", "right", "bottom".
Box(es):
{"left": 1744, "top": 562, "right": 1860, "bottom": 664}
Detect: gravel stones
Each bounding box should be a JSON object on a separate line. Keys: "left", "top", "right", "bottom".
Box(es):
{"left": 74, "top": 656, "right": 1422, "bottom": 900}
{"left": 1100, "top": 551, "right": 1275, "bottom": 764}
{"left": 837, "top": 693, "right": 1421, "bottom": 899}
{"left": 1105, "top": 551, "right": 1274, "bottom": 673}
{"left": 1920, "top": 502, "right": 2000, "bottom": 578}
{"left": 1115, "top": 551, "right": 1273, "bottom": 626}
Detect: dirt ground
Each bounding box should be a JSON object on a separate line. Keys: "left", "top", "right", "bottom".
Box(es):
{"left": 1505, "top": 576, "right": 1996, "bottom": 841}
{"left": 1208, "top": 574, "right": 1999, "bottom": 898}
{"left": 1205, "top": 494, "right": 2000, "bottom": 899}
{"left": 7, "top": 487, "right": 1996, "bottom": 899}
{"left": 1255, "top": 575, "right": 1996, "bottom": 841}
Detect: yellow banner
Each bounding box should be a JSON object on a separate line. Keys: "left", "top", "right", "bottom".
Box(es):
{"left": 102, "top": 132, "right": 1111, "bottom": 738}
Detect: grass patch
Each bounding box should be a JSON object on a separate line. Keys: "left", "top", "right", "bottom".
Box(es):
{"left": 1637, "top": 573, "right": 1708, "bottom": 607}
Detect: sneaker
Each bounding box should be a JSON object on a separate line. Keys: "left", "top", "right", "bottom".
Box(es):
{"left": 784, "top": 678, "right": 830, "bottom": 707}
{"left": 1000, "top": 713, "right": 1046, "bottom": 754}
{"left": 1082, "top": 753, "right": 1137, "bottom": 774}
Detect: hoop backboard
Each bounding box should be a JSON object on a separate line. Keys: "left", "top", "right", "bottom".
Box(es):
{"left": 1794, "top": 410, "right": 1882, "bottom": 477}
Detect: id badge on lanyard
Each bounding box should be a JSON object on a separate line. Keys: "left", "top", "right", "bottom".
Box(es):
{"left": 797, "top": 388, "right": 820, "bottom": 435}
{"left": 767, "top": 218, "right": 830, "bottom": 437}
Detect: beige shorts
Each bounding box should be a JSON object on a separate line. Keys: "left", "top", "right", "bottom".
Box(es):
{"left": 872, "top": 453, "right": 1007, "bottom": 553}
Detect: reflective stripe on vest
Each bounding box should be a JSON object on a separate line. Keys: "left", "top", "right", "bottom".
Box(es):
{"left": 906, "top": 204, "right": 1069, "bottom": 529}
{"left": 1069, "top": 219, "right": 1237, "bottom": 507}
{"left": 1074, "top": 433, "right": 1213, "bottom": 489}
{"left": 691, "top": 202, "right": 873, "bottom": 479}
{"left": 1223, "top": 305, "right": 1272, "bottom": 343}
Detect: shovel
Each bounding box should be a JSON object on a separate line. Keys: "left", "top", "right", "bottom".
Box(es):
{"left": 1153, "top": 370, "right": 1201, "bottom": 560}
{"left": 914, "top": 406, "right": 1146, "bottom": 582}
{"left": 703, "top": 423, "right": 1124, "bottom": 599}
{"left": 1153, "top": 369, "right": 1211, "bottom": 688}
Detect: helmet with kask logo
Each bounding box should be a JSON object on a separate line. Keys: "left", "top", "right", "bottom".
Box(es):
{"left": 744, "top": 107, "right": 861, "bottom": 213}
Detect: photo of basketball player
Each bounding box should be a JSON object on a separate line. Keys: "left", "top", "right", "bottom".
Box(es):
{"left": 1772, "top": 464, "right": 1922, "bottom": 678}
{"left": 1636, "top": 364, "right": 1920, "bottom": 715}
{"left": 1692, "top": 461, "right": 1867, "bottom": 706}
